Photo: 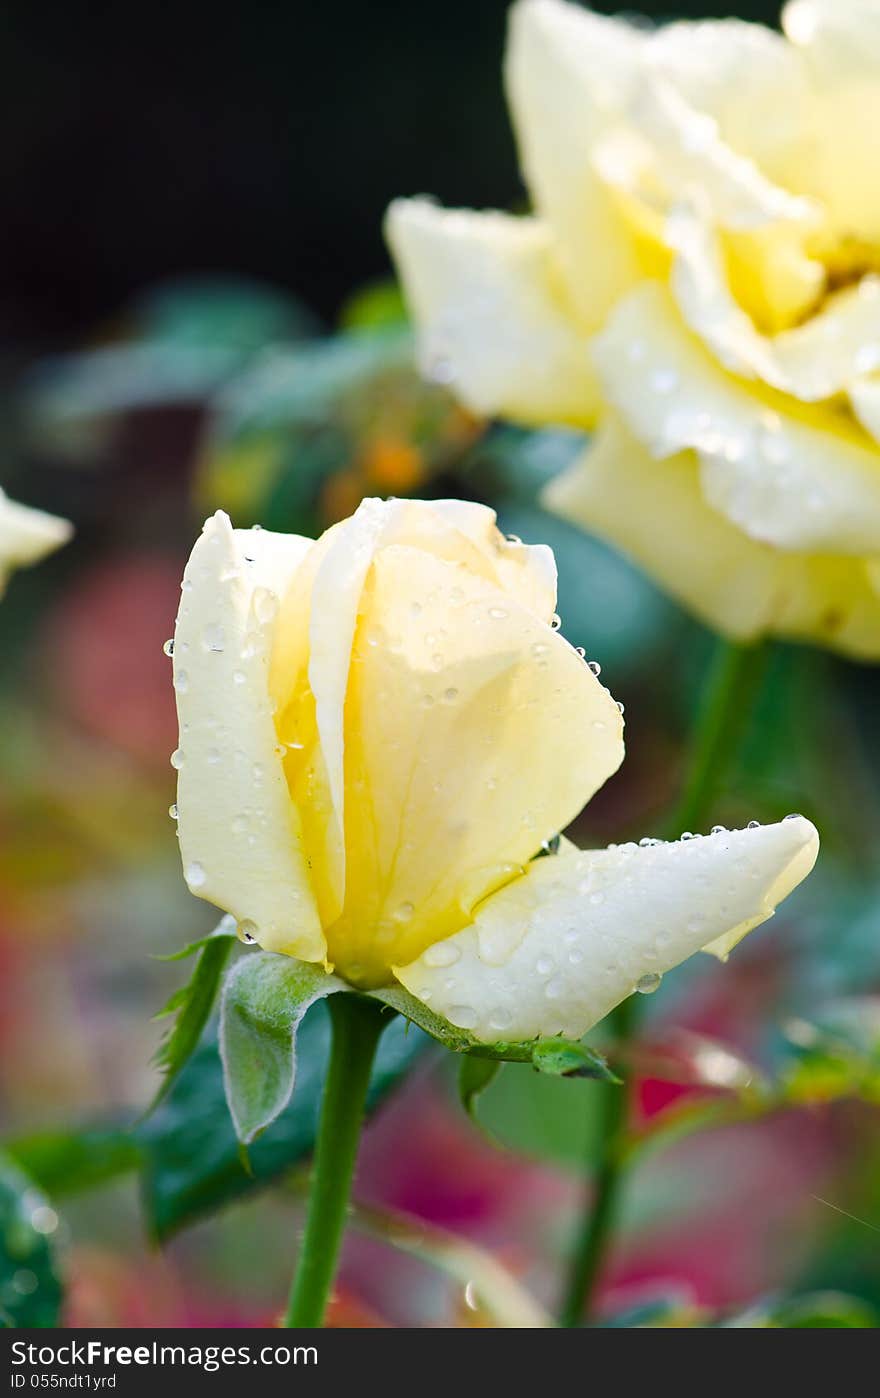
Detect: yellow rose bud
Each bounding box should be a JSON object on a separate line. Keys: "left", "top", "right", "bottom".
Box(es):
{"left": 171, "top": 498, "right": 818, "bottom": 1043}
{"left": 0, "top": 487, "right": 72, "bottom": 598}
{"left": 387, "top": 0, "right": 880, "bottom": 658}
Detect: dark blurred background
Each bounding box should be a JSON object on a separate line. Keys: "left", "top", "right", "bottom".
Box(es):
{"left": 1, "top": 1, "right": 780, "bottom": 347}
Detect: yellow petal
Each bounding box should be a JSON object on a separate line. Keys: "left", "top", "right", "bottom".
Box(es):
{"left": 783, "top": 0, "right": 880, "bottom": 244}
{"left": 0, "top": 489, "right": 72, "bottom": 597}
{"left": 646, "top": 18, "right": 811, "bottom": 189}
{"left": 593, "top": 282, "right": 880, "bottom": 556}
{"left": 671, "top": 209, "right": 880, "bottom": 399}
{"left": 504, "top": 0, "right": 643, "bottom": 326}
{"left": 544, "top": 414, "right": 880, "bottom": 658}
{"left": 323, "top": 540, "right": 624, "bottom": 985}
{"left": 385, "top": 199, "right": 598, "bottom": 427}
{"left": 598, "top": 76, "right": 817, "bottom": 234}
{"left": 173, "top": 511, "right": 325, "bottom": 961}
{"left": 396, "top": 818, "right": 819, "bottom": 1042}
{"left": 272, "top": 497, "right": 567, "bottom": 924}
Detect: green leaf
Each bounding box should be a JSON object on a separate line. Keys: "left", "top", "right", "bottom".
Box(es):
{"left": 138, "top": 1006, "right": 429, "bottom": 1240}
{"left": 0, "top": 1153, "right": 63, "bottom": 1328}
{"left": 531, "top": 1038, "right": 620, "bottom": 1082}
{"left": 5, "top": 1125, "right": 139, "bottom": 1198}
{"left": 474, "top": 1063, "right": 606, "bottom": 1171}
{"left": 220, "top": 952, "right": 343, "bottom": 1144}
{"left": 458, "top": 1057, "right": 502, "bottom": 1122}
{"left": 148, "top": 922, "right": 237, "bottom": 1113}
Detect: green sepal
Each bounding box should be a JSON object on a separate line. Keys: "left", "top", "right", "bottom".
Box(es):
{"left": 220, "top": 953, "right": 344, "bottom": 1144}
{"left": 369, "top": 984, "right": 617, "bottom": 1080}
{"left": 458, "top": 1056, "right": 502, "bottom": 1122}
{"left": 531, "top": 1038, "right": 621, "bottom": 1082}
{"left": 147, "top": 919, "right": 238, "bottom": 1114}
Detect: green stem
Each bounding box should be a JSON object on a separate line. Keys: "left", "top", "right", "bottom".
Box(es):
{"left": 284, "top": 994, "right": 387, "bottom": 1328}
{"left": 560, "top": 636, "right": 769, "bottom": 1327}
{"left": 663, "top": 637, "right": 769, "bottom": 840}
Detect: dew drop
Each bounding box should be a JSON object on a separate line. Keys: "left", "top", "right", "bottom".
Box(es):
{"left": 545, "top": 976, "right": 566, "bottom": 1000}
{"left": 783, "top": 812, "right": 802, "bottom": 821}
{"left": 574, "top": 646, "right": 586, "bottom": 659}
{"left": 254, "top": 588, "right": 278, "bottom": 625}
{"left": 170, "top": 748, "right": 185, "bottom": 770}
{"left": 394, "top": 901, "right": 415, "bottom": 923}
{"left": 636, "top": 971, "right": 662, "bottom": 994}
{"left": 168, "top": 804, "right": 178, "bottom": 820}
{"left": 588, "top": 660, "right": 602, "bottom": 676}
{"left": 186, "top": 861, "right": 206, "bottom": 889}
{"left": 173, "top": 670, "right": 189, "bottom": 694}
{"left": 443, "top": 687, "right": 459, "bottom": 703}
{"left": 450, "top": 1005, "right": 477, "bottom": 1030}
{"left": 202, "top": 623, "right": 226, "bottom": 653}
{"left": 536, "top": 954, "right": 555, "bottom": 975}
{"left": 616, "top": 701, "right": 625, "bottom": 715}
{"left": 237, "top": 919, "right": 258, "bottom": 944}
{"left": 550, "top": 613, "right": 562, "bottom": 631}
{"left": 162, "top": 638, "right": 175, "bottom": 657}
{"left": 681, "top": 831, "right": 697, "bottom": 841}
{"left": 747, "top": 819, "right": 760, "bottom": 829}
{"left": 711, "top": 824, "right": 727, "bottom": 835}
{"left": 489, "top": 1007, "right": 512, "bottom": 1031}
{"left": 423, "top": 941, "right": 461, "bottom": 968}
{"left": 568, "top": 948, "right": 584, "bottom": 965}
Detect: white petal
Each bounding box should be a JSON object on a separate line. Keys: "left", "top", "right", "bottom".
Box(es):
{"left": 783, "top": 0, "right": 880, "bottom": 243}
{"left": 386, "top": 199, "right": 598, "bottom": 426}
{"left": 646, "top": 18, "right": 811, "bottom": 187}
{"left": 504, "top": 0, "right": 644, "bottom": 325}
{"left": 593, "top": 282, "right": 880, "bottom": 555}
{"left": 173, "top": 511, "right": 325, "bottom": 961}
{"left": 0, "top": 489, "right": 72, "bottom": 596}
{"left": 396, "top": 819, "right": 819, "bottom": 1043}
{"left": 671, "top": 209, "right": 880, "bottom": 400}
{"left": 596, "top": 76, "right": 818, "bottom": 235}
{"left": 545, "top": 415, "right": 880, "bottom": 659}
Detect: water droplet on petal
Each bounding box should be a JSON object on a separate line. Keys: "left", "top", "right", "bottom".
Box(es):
{"left": 450, "top": 1004, "right": 477, "bottom": 1029}
{"left": 173, "top": 670, "right": 189, "bottom": 694}
{"left": 489, "top": 1007, "right": 512, "bottom": 1031}
{"left": 588, "top": 660, "right": 602, "bottom": 676}
{"left": 168, "top": 804, "right": 178, "bottom": 820}
{"left": 186, "top": 861, "right": 206, "bottom": 889}
{"left": 636, "top": 971, "right": 662, "bottom": 994}
{"left": 443, "top": 687, "right": 459, "bottom": 703}
{"left": 423, "top": 941, "right": 461, "bottom": 968}
{"left": 536, "top": 954, "right": 555, "bottom": 975}
{"left": 711, "top": 824, "right": 727, "bottom": 835}
{"left": 170, "top": 748, "right": 185, "bottom": 770}
{"left": 394, "top": 901, "right": 415, "bottom": 923}
{"left": 747, "top": 820, "right": 760, "bottom": 829}
{"left": 202, "top": 623, "right": 226, "bottom": 653}
{"left": 783, "top": 812, "right": 802, "bottom": 821}
{"left": 238, "top": 919, "right": 258, "bottom": 944}
{"left": 162, "top": 638, "right": 175, "bottom": 657}
{"left": 550, "top": 614, "right": 562, "bottom": 631}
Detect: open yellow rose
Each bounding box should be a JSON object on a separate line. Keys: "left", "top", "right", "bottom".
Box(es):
{"left": 387, "top": 0, "right": 880, "bottom": 658}
{"left": 0, "top": 487, "right": 72, "bottom": 598}
{"left": 171, "top": 499, "right": 818, "bottom": 1043}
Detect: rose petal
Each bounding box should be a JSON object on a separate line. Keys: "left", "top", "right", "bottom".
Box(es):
{"left": 0, "top": 488, "right": 72, "bottom": 597}
{"left": 396, "top": 819, "right": 819, "bottom": 1043}
{"left": 544, "top": 414, "right": 880, "bottom": 658}
{"left": 593, "top": 282, "right": 880, "bottom": 556}
{"left": 504, "top": 0, "right": 644, "bottom": 325}
{"left": 173, "top": 511, "right": 325, "bottom": 961}
{"left": 386, "top": 199, "right": 598, "bottom": 426}
{"left": 323, "top": 540, "right": 623, "bottom": 985}
{"left": 671, "top": 208, "right": 880, "bottom": 399}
